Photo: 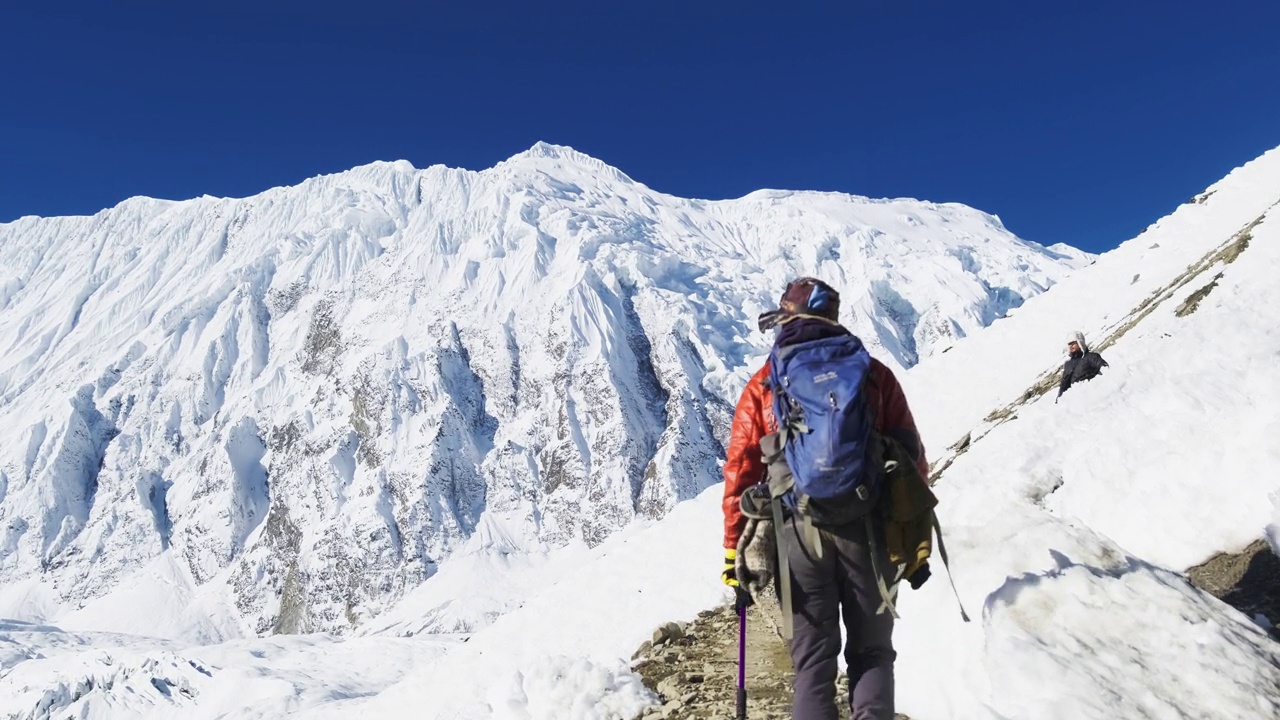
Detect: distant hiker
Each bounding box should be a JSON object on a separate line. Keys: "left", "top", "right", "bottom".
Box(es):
{"left": 1057, "top": 331, "right": 1109, "bottom": 400}
{"left": 721, "top": 277, "right": 930, "bottom": 720}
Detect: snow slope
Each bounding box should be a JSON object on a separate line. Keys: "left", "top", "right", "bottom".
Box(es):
{"left": 0, "top": 143, "right": 1086, "bottom": 641}
{"left": 890, "top": 145, "right": 1280, "bottom": 719}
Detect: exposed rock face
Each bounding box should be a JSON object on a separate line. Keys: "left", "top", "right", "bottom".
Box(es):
{"left": 1187, "top": 540, "right": 1280, "bottom": 640}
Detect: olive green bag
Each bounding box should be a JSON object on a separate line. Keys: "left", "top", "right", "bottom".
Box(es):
{"left": 879, "top": 435, "right": 937, "bottom": 584}
{"left": 879, "top": 434, "right": 969, "bottom": 622}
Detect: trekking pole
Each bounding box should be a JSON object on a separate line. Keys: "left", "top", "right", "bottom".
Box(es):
{"left": 736, "top": 603, "right": 748, "bottom": 719}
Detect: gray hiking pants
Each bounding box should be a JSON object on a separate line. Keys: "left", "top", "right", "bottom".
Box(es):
{"left": 784, "top": 516, "right": 896, "bottom": 720}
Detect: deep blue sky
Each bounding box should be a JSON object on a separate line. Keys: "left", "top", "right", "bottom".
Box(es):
{"left": 2, "top": 2, "right": 1277, "bottom": 253}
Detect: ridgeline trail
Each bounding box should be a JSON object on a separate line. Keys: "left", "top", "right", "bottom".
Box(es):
{"left": 633, "top": 599, "right": 910, "bottom": 720}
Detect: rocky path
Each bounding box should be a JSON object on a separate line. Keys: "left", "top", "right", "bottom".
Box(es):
{"left": 1187, "top": 538, "right": 1280, "bottom": 640}
{"left": 632, "top": 600, "right": 909, "bottom": 719}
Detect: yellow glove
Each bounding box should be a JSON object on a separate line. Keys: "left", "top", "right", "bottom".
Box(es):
{"left": 722, "top": 549, "right": 738, "bottom": 586}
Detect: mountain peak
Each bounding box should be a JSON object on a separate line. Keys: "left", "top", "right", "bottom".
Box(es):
{"left": 494, "top": 142, "right": 637, "bottom": 185}
{"left": 521, "top": 141, "right": 576, "bottom": 159}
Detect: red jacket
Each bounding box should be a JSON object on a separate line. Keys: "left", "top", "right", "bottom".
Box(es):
{"left": 721, "top": 358, "right": 928, "bottom": 549}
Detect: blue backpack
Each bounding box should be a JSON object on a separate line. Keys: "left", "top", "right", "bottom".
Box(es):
{"left": 765, "top": 333, "right": 880, "bottom": 524}
{"left": 753, "top": 331, "right": 970, "bottom": 635}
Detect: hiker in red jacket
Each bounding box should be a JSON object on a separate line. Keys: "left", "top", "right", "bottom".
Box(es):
{"left": 721, "top": 277, "right": 928, "bottom": 720}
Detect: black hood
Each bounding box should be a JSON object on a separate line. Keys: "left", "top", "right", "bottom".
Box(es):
{"left": 774, "top": 318, "right": 851, "bottom": 349}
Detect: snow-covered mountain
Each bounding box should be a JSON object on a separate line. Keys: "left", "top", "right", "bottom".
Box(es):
{"left": 0, "top": 143, "right": 1088, "bottom": 641}
{"left": 3, "top": 142, "right": 1278, "bottom": 720}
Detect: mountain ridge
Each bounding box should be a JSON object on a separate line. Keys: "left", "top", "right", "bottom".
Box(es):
{"left": 0, "top": 144, "right": 1088, "bottom": 640}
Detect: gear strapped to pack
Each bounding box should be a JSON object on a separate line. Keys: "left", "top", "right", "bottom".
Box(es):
{"left": 752, "top": 433, "right": 971, "bottom": 633}
{"left": 758, "top": 432, "right": 899, "bottom": 637}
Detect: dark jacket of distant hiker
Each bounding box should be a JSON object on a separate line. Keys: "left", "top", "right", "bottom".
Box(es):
{"left": 1058, "top": 330, "right": 1108, "bottom": 398}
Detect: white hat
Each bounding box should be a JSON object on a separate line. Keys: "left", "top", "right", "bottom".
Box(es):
{"left": 1067, "top": 331, "right": 1089, "bottom": 353}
